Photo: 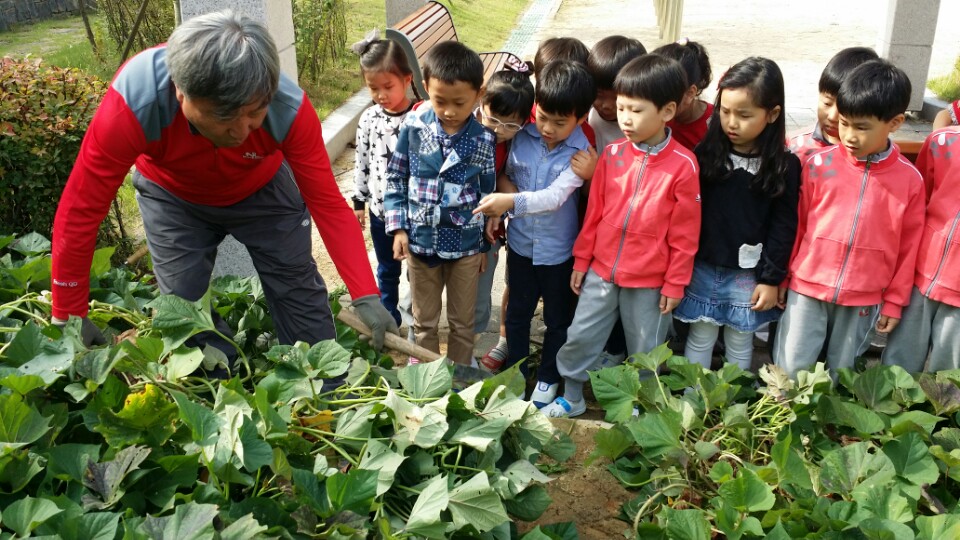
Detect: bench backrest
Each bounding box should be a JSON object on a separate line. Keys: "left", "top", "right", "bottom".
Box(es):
{"left": 388, "top": 1, "right": 528, "bottom": 100}
{"left": 895, "top": 139, "right": 923, "bottom": 164}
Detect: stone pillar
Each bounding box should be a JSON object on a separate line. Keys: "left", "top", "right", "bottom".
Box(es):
{"left": 386, "top": 0, "right": 427, "bottom": 27}
{"left": 179, "top": 0, "right": 298, "bottom": 277}
{"left": 877, "top": 0, "right": 940, "bottom": 111}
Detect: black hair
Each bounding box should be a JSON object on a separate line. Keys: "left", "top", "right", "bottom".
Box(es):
{"left": 652, "top": 39, "right": 712, "bottom": 93}
{"left": 818, "top": 46, "right": 879, "bottom": 96}
{"left": 422, "top": 40, "right": 484, "bottom": 91}
{"left": 358, "top": 39, "right": 413, "bottom": 79}
{"left": 836, "top": 59, "right": 911, "bottom": 121}
{"left": 613, "top": 54, "right": 687, "bottom": 109}
{"left": 533, "top": 37, "right": 589, "bottom": 80}
{"left": 483, "top": 70, "right": 535, "bottom": 119}
{"left": 587, "top": 35, "right": 647, "bottom": 90}
{"left": 696, "top": 57, "right": 790, "bottom": 197}
{"left": 535, "top": 60, "right": 596, "bottom": 118}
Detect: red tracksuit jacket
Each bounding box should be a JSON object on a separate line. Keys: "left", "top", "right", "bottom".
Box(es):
{"left": 573, "top": 136, "right": 700, "bottom": 299}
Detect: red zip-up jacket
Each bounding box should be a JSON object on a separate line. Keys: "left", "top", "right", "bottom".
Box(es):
{"left": 912, "top": 128, "right": 960, "bottom": 308}
{"left": 787, "top": 124, "right": 831, "bottom": 163}
{"left": 51, "top": 46, "right": 378, "bottom": 319}
{"left": 787, "top": 143, "right": 925, "bottom": 319}
{"left": 573, "top": 135, "right": 700, "bottom": 299}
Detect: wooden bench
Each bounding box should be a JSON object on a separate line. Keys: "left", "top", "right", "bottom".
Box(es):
{"left": 386, "top": 1, "right": 529, "bottom": 99}
{"left": 895, "top": 139, "right": 923, "bottom": 164}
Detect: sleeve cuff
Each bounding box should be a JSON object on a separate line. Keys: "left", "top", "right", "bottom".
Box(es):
{"left": 661, "top": 282, "right": 685, "bottom": 299}
{"left": 352, "top": 198, "right": 366, "bottom": 211}
{"left": 880, "top": 302, "right": 903, "bottom": 319}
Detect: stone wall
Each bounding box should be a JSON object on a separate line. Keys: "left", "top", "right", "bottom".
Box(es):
{"left": 0, "top": 0, "right": 85, "bottom": 31}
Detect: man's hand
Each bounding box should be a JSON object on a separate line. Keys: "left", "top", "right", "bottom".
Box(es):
{"left": 659, "top": 295, "right": 681, "bottom": 314}
{"left": 474, "top": 193, "right": 516, "bottom": 217}
{"left": 570, "top": 270, "right": 586, "bottom": 295}
{"left": 392, "top": 231, "right": 409, "bottom": 261}
{"left": 351, "top": 295, "right": 400, "bottom": 351}
{"left": 570, "top": 146, "right": 598, "bottom": 181}
{"left": 876, "top": 315, "right": 900, "bottom": 334}
{"left": 354, "top": 209, "right": 366, "bottom": 228}
{"left": 52, "top": 316, "right": 107, "bottom": 348}
{"left": 750, "top": 284, "right": 779, "bottom": 311}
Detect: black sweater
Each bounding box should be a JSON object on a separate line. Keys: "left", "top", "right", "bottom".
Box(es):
{"left": 694, "top": 150, "right": 801, "bottom": 285}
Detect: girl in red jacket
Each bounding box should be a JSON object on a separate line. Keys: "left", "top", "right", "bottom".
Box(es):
{"left": 673, "top": 57, "right": 800, "bottom": 372}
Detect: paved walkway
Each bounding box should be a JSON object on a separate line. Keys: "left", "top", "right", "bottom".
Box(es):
{"left": 329, "top": 0, "right": 960, "bottom": 363}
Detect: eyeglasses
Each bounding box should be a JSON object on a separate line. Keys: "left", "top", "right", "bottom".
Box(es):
{"left": 480, "top": 110, "right": 523, "bottom": 132}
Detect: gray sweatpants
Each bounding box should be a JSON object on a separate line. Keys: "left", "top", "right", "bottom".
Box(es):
{"left": 773, "top": 291, "right": 877, "bottom": 378}
{"left": 133, "top": 163, "right": 336, "bottom": 359}
{"left": 557, "top": 269, "right": 670, "bottom": 400}
{"left": 883, "top": 286, "right": 960, "bottom": 372}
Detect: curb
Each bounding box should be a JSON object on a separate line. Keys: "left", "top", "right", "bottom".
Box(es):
{"left": 921, "top": 90, "right": 948, "bottom": 124}
{"left": 321, "top": 89, "right": 372, "bottom": 161}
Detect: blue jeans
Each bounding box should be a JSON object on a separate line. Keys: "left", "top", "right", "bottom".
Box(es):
{"left": 369, "top": 211, "right": 402, "bottom": 325}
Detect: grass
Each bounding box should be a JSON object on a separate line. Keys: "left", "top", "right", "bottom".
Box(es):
{"left": 929, "top": 56, "right": 960, "bottom": 102}
{"left": 0, "top": 0, "right": 534, "bottom": 119}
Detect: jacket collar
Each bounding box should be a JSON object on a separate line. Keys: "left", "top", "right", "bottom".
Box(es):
{"left": 840, "top": 139, "right": 899, "bottom": 169}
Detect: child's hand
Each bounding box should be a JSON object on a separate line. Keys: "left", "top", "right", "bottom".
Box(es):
{"left": 570, "top": 146, "right": 598, "bottom": 181}
{"left": 392, "top": 231, "right": 409, "bottom": 261}
{"left": 354, "top": 209, "right": 366, "bottom": 228}
{"left": 659, "top": 295, "right": 681, "bottom": 314}
{"left": 777, "top": 286, "right": 789, "bottom": 309}
{"left": 876, "top": 315, "right": 900, "bottom": 334}
{"left": 750, "top": 284, "right": 779, "bottom": 311}
{"left": 473, "top": 193, "right": 516, "bottom": 217}
{"left": 485, "top": 216, "right": 502, "bottom": 243}
{"left": 570, "top": 270, "right": 586, "bottom": 295}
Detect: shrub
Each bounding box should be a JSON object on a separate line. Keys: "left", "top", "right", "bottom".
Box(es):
{"left": 293, "top": 0, "right": 348, "bottom": 84}
{"left": 0, "top": 57, "right": 107, "bottom": 237}
{"left": 98, "top": 0, "right": 175, "bottom": 57}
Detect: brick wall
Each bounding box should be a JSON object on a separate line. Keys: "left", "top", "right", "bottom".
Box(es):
{"left": 0, "top": 0, "right": 87, "bottom": 32}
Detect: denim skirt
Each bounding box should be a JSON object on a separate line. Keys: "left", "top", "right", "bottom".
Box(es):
{"left": 674, "top": 261, "right": 782, "bottom": 332}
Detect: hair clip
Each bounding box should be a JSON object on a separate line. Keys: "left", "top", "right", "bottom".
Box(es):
{"left": 350, "top": 28, "right": 381, "bottom": 55}
{"left": 505, "top": 55, "right": 530, "bottom": 73}
{"left": 675, "top": 37, "right": 689, "bottom": 46}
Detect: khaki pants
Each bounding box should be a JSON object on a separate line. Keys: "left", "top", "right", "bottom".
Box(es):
{"left": 408, "top": 253, "right": 483, "bottom": 365}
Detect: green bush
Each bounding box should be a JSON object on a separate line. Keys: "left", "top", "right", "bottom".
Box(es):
{"left": 294, "top": 0, "right": 348, "bottom": 84}
{"left": 0, "top": 57, "right": 106, "bottom": 237}
{"left": 98, "top": 0, "right": 175, "bottom": 56}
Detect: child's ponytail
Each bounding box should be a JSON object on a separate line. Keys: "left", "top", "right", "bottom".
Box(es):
{"left": 352, "top": 29, "right": 416, "bottom": 95}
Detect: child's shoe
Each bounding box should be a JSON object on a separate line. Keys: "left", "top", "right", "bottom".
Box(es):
{"left": 540, "top": 397, "right": 586, "bottom": 418}
{"left": 407, "top": 357, "right": 421, "bottom": 366}
{"left": 530, "top": 381, "right": 559, "bottom": 409}
{"left": 480, "top": 346, "right": 506, "bottom": 372}
{"left": 591, "top": 350, "right": 626, "bottom": 371}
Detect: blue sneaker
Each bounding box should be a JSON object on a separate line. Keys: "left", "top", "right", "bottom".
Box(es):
{"left": 540, "top": 397, "right": 586, "bottom": 418}
{"left": 530, "top": 381, "right": 559, "bottom": 409}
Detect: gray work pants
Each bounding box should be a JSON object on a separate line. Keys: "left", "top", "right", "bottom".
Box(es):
{"left": 133, "top": 164, "right": 336, "bottom": 359}
{"left": 773, "top": 291, "right": 877, "bottom": 378}
{"left": 883, "top": 286, "right": 960, "bottom": 372}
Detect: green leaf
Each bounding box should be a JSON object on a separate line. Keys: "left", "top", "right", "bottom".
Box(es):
{"left": 59, "top": 512, "right": 120, "bottom": 540}
{"left": 404, "top": 474, "right": 449, "bottom": 538}
{"left": 770, "top": 432, "right": 812, "bottom": 490}
{"left": 45, "top": 443, "right": 101, "bottom": 483}
{"left": 882, "top": 432, "right": 940, "bottom": 499}
{"left": 916, "top": 514, "right": 960, "bottom": 540}
{"left": 504, "top": 485, "right": 552, "bottom": 522}
{"left": 919, "top": 374, "right": 960, "bottom": 416}
{"left": 326, "top": 468, "right": 378, "bottom": 514}
{"left": 0, "top": 373, "right": 47, "bottom": 395}
{"left": 709, "top": 461, "right": 734, "bottom": 483}
{"left": 542, "top": 429, "right": 576, "bottom": 462}
{"left": 82, "top": 445, "right": 151, "bottom": 510}
{"left": 858, "top": 517, "right": 915, "bottom": 540}
{"left": 629, "top": 342, "right": 674, "bottom": 372}
{"left": 146, "top": 294, "right": 215, "bottom": 354}
{"left": 306, "top": 339, "right": 351, "bottom": 378}
{"left": 529, "top": 522, "right": 578, "bottom": 540}
{"left": 0, "top": 449, "right": 44, "bottom": 493}
{"left": 626, "top": 409, "right": 683, "bottom": 459}
{"left": 852, "top": 365, "right": 900, "bottom": 414}
{"left": 448, "top": 473, "right": 509, "bottom": 533}
{"left": 589, "top": 364, "right": 640, "bottom": 422}
{"left": 90, "top": 247, "right": 116, "bottom": 278}
{"left": 448, "top": 417, "right": 511, "bottom": 451}
{"left": 0, "top": 393, "right": 52, "bottom": 451}
{"left": 163, "top": 347, "right": 204, "bottom": 381}
{"left": 399, "top": 358, "right": 454, "bottom": 399}
{"left": 763, "top": 521, "right": 792, "bottom": 540}
{"left": 219, "top": 514, "right": 269, "bottom": 540}
{"left": 2, "top": 495, "right": 62, "bottom": 537}
{"left": 358, "top": 440, "right": 407, "bottom": 496}
{"left": 238, "top": 416, "right": 272, "bottom": 472}
{"left": 889, "top": 410, "right": 943, "bottom": 437}
{"left": 5, "top": 321, "right": 73, "bottom": 377}
{"left": 859, "top": 487, "right": 912, "bottom": 523}
{"left": 171, "top": 390, "right": 222, "bottom": 452}
{"left": 140, "top": 501, "right": 218, "bottom": 540}
{"left": 818, "top": 395, "right": 886, "bottom": 434}
{"left": 502, "top": 460, "right": 552, "bottom": 497}
{"left": 384, "top": 389, "right": 448, "bottom": 451}
{"left": 11, "top": 232, "right": 51, "bottom": 255}
{"left": 660, "top": 507, "right": 710, "bottom": 540}
{"left": 590, "top": 424, "right": 633, "bottom": 462}
{"left": 819, "top": 441, "right": 895, "bottom": 497}
{"left": 718, "top": 468, "right": 776, "bottom": 512}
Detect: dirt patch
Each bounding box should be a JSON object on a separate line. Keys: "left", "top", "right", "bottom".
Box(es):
{"left": 520, "top": 418, "right": 634, "bottom": 539}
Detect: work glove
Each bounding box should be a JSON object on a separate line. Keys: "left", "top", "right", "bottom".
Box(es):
{"left": 52, "top": 316, "right": 107, "bottom": 348}
{"left": 351, "top": 295, "right": 399, "bottom": 352}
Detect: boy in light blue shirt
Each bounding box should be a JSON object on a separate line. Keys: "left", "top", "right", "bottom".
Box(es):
{"left": 474, "top": 60, "right": 596, "bottom": 407}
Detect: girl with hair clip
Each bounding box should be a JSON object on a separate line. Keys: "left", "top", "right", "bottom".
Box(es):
{"left": 673, "top": 57, "right": 800, "bottom": 371}
{"left": 351, "top": 30, "right": 416, "bottom": 327}
{"left": 654, "top": 38, "right": 713, "bottom": 150}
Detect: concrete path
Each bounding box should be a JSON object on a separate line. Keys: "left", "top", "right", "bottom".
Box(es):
{"left": 324, "top": 0, "right": 960, "bottom": 363}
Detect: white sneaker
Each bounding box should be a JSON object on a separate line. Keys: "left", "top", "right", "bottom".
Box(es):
{"left": 540, "top": 397, "right": 586, "bottom": 418}
{"left": 529, "top": 381, "right": 559, "bottom": 409}
{"left": 591, "top": 351, "right": 626, "bottom": 371}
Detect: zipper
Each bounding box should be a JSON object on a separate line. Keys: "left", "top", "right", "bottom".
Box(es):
{"left": 925, "top": 210, "right": 960, "bottom": 296}
{"left": 833, "top": 162, "right": 870, "bottom": 303}
{"left": 610, "top": 152, "right": 650, "bottom": 282}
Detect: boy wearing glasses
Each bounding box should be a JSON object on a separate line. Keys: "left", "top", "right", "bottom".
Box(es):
{"left": 474, "top": 61, "right": 595, "bottom": 407}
